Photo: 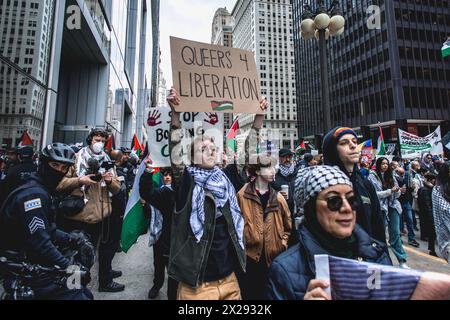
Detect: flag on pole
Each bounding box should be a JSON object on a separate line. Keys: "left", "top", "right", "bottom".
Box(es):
{"left": 377, "top": 127, "right": 386, "bottom": 156}
{"left": 295, "top": 140, "right": 306, "bottom": 153}
{"left": 226, "top": 116, "right": 239, "bottom": 153}
{"left": 18, "top": 130, "right": 33, "bottom": 148}
{"left": 131, "top": 134, "right": 142, "bottom": 156}
{"left": 442, "top": 39, "right": 450, "bottom": 58}
{"left": 121, "top": 145, "right": 150, "bottom": 253}
{"left": 356, "top": 139, "right": 372, "bottom": 153}
{"left": 105, "top": 134, "right": 115, "bottom": 151}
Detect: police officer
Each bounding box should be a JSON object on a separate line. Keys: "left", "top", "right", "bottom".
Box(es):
{"left": 0, "top": 143, "right": 94, "bottom": 300}
{"left": 1, "top": 147, "right": 37, "bottom": 197}
{"left": 119, "top": 147, "right": 136, "bottom": 194}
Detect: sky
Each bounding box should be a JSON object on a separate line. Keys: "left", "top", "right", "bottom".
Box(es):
{"left": 159, "top": 0, "right": 237, "bottom": 87}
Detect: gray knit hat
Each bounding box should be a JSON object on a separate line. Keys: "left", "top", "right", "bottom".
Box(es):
{"left": 294, "top": 165, "right": 353, "bottom": 210}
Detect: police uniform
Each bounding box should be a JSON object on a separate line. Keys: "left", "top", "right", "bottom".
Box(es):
{"left": 0, "top": 174, "right": 92, "bottom": 300}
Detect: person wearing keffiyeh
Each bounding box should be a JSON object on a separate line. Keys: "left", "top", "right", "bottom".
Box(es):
{"left": 432, "top": 162, "right": 450, "bottom": 263}
{"left": 166, "top": 87, "right": 269, "bottom": 300}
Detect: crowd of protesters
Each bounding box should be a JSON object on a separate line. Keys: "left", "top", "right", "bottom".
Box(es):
{"left": 0, "top": 87, "right": 449, "bottom": 300}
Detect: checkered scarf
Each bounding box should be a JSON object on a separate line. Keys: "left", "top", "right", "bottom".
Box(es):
{"left": 279, "top": 163, "right": 296, "bottom": 177}
{"left": 432, "top": 186, "right": 450, "bottom": 261}
{"left": 294, "top": 165, "right": 353, "bottom": 210}
{"left": 186, "top": 166, "right": 244, "bottom": 249}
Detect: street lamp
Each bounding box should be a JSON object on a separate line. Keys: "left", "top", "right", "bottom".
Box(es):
{"left": 299, "top": 0, "right": 345, "bottom": 132}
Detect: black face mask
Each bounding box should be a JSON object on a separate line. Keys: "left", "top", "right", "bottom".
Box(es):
{"left": 38, "top": 161, "right": 67, "bottom": 193}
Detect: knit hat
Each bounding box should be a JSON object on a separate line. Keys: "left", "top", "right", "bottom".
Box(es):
{"left": 294, "top": 165, "right": 353, "bottom": 210}
{"left": 303, "top": 153, "right": 314, "bottom": 163}
{"left": 322, "top": 127, "right": 358, "bottom": 175}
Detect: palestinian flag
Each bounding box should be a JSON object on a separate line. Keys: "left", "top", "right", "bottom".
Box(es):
{"left": 121, "top": 145, "right": 150, "bottom": 253}
{"left": 131, "top": 134, "right": 142, "bottom": 156}
{"left": 377, "top": 127, "right": 386, "bottom": 156}
{"left": 295, "top": 140, "right": 306, "bottom": 153}
{"left": 211, "top": 100, "right": 234, "bottom": 112}
{"left": 105, "top": 134, "right": 115, "bottom": 151}
{"left": 226, "top": 117, "right": 239, "bottom": 153}
{"left": 18, "top": 130, "right": 33, "bottom": 148}
{"left": 442, "top": 39, "right": 450, "bottom": 58}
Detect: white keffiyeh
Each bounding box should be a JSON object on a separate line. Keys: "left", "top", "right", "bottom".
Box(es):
{"left": 186, "top": 166, "right": 244, "bottom": 249}
{"left": 75, "top": 146, "right": 111, "bottom": 177}
{"left": 279, "top": 163, "right": 296, "bottom": 177}
{"left": 432, "top": 186, "right": 450, "bottom": 262}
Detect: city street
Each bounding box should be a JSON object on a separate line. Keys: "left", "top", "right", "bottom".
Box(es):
{"left": 90, "top": 232, "right": 449, "bottom": 300}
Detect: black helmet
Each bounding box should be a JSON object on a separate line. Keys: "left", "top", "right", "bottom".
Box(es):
{"left": 41, "top": 143, "right": 76, "bottom": 165}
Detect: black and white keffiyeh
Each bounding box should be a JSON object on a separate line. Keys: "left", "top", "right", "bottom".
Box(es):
{"left": 75, "top": 146, "right": 111, "bottom": 177}
{"left": 279, "top": 163, "right": 296, "bottom": 177}
{"left": 432, "top": 186, "right": 450, "bottom": 261}
{"left": 186, "top": 166, "right": 244, "bottom": 249}
{"left": 294, "top": 165, "right": 353, "bottom": 210}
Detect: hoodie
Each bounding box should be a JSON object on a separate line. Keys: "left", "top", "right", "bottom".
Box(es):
{"left": 322, "top": 127, "right": 386, "bottom": 243}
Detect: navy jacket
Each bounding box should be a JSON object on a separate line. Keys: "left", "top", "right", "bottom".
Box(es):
{"left": 0, "top": 174, "right": 71, "bottom": 268}
{"left": 266, "top": 224, "right": 392, "bottom": 300}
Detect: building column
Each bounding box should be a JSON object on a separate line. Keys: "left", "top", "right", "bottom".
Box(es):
{"left": 41, "top": 0, "right": 67, "bottom": 147}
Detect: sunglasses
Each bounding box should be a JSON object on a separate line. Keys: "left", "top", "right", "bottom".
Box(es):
{"left": 319, "top": 195, "right": 359, "bottom": 212}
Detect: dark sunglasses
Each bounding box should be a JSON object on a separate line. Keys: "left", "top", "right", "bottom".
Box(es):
{"left": 320, "top": 195, "right": 359, "bottom": 212}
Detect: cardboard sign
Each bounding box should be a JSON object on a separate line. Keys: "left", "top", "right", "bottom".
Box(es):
{"left": 147, "top": 106, "right": 224, "bottom": 167}
{"left": 170, "top": 36, "right": 262, "bottom": 114}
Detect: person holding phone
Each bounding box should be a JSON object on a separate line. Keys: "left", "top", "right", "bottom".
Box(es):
{"left": 368, "top": 157, "right": 409, "bottom": 269}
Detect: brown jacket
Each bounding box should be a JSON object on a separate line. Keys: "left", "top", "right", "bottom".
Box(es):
{"left": 237, "top": 182, "right": 292, "bottom": 267}
{"left": 56, "top": 154, "right": 121, "bottom": 224}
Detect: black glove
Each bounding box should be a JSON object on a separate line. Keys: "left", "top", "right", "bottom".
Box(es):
{"left": 68, "top": 230, "right": 96, "bottom": 270}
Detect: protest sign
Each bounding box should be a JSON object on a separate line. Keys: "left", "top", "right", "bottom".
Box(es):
{"left": 170, "top": 36, "right": 262, "bottom": 114}
{"left": 147, "top": 107, "right": 224, "bottom": 167}
{"left": 399, "top": 126, "right": 444, "bottom": 159}
{"left": 314, "top": 255, "right": 450, "bottom": 300}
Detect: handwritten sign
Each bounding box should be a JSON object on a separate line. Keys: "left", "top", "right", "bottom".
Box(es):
{"left": 170, "top": 36, "right": 262, "bottom": 114}
{"left": 147, "top": 106, "right": 224, "bottom": 167}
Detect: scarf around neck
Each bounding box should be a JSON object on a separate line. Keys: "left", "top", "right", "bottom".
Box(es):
{"left": 76, "top": 146, "right": 110, "bottom": 177}
{"left": 279, "top": 163, "right": 295, "bottom": 177}
{"left": 186, "top": 166, "right": 244, "bottom": 249}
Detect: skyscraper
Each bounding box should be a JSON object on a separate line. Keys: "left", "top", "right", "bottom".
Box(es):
{"left": 232, "top": 0, "right": 298, "bottom": 149}
{"left": 0, "top": 0, "right": 161, "bottom": 149}
{"left": 292, "top": 0, "right": 450, "bottom": 145}
{"left": 0, "top": 0, "right": 54, "bottom": 149}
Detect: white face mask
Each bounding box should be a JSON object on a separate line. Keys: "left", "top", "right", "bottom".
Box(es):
{"left": 92, "top": 142, "right": 104, "bottom": 154}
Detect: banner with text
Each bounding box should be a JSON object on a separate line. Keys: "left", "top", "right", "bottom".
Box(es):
{"left": 170, "top": 36, "right": 262, "bottom": 114}
{"left": 398, "top": 126, "right": 443, "bottom": 159}
{"left": 147, "top": 107, "right": 224, "bottom": 167}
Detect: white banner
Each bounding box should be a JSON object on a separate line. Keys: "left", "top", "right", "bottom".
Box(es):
{"left": 147, "top": 107, "right": 224, "bottom": 167}
{"left": 398, "top": 126, "right": 444, "bottom": 159}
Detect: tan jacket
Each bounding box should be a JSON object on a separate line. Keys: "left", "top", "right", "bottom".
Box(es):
{"left": 56, "top": 155, "right": 121, "bottom": 224}
{"left": 237, "top": 182, "right": 292, "bottom": 267}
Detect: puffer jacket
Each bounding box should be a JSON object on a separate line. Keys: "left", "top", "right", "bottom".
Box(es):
{"left": 266, "top": 224, "right": 392, "bottom": 300}
{"left": 56, "top": 153, "right": 121, "bottom": 224}
{"left": 237, "top": 182, "right": 292, "bottom": 267}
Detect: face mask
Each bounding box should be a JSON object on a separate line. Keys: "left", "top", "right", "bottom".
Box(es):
{"left": 91, "top": 142, "right": 105, "bottom": 154}
{"left": 38, "top": 162, "right": 67, "bottom": 193}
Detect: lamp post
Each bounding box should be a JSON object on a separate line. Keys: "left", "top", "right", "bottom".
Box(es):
{"left": 300, "top": 0, "right": 345, "bottom": 132}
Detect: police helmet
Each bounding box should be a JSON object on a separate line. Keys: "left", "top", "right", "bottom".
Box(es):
{"left": 41, "top": 143, "right": 76, "bottom": 165}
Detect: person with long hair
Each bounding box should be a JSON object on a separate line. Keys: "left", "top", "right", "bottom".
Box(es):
{"left": 432, "top": 161, "right": 450, "bottom": 263}
{"left": 237, "top": 155, "right": 292, "bottom": 300}
{"left": 368, "top": 157, "right": 409, "bottom": 268}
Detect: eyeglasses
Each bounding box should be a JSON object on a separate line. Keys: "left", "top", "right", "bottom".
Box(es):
{"left": 318, "top": 195, "right": 359, "bottom": 212}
